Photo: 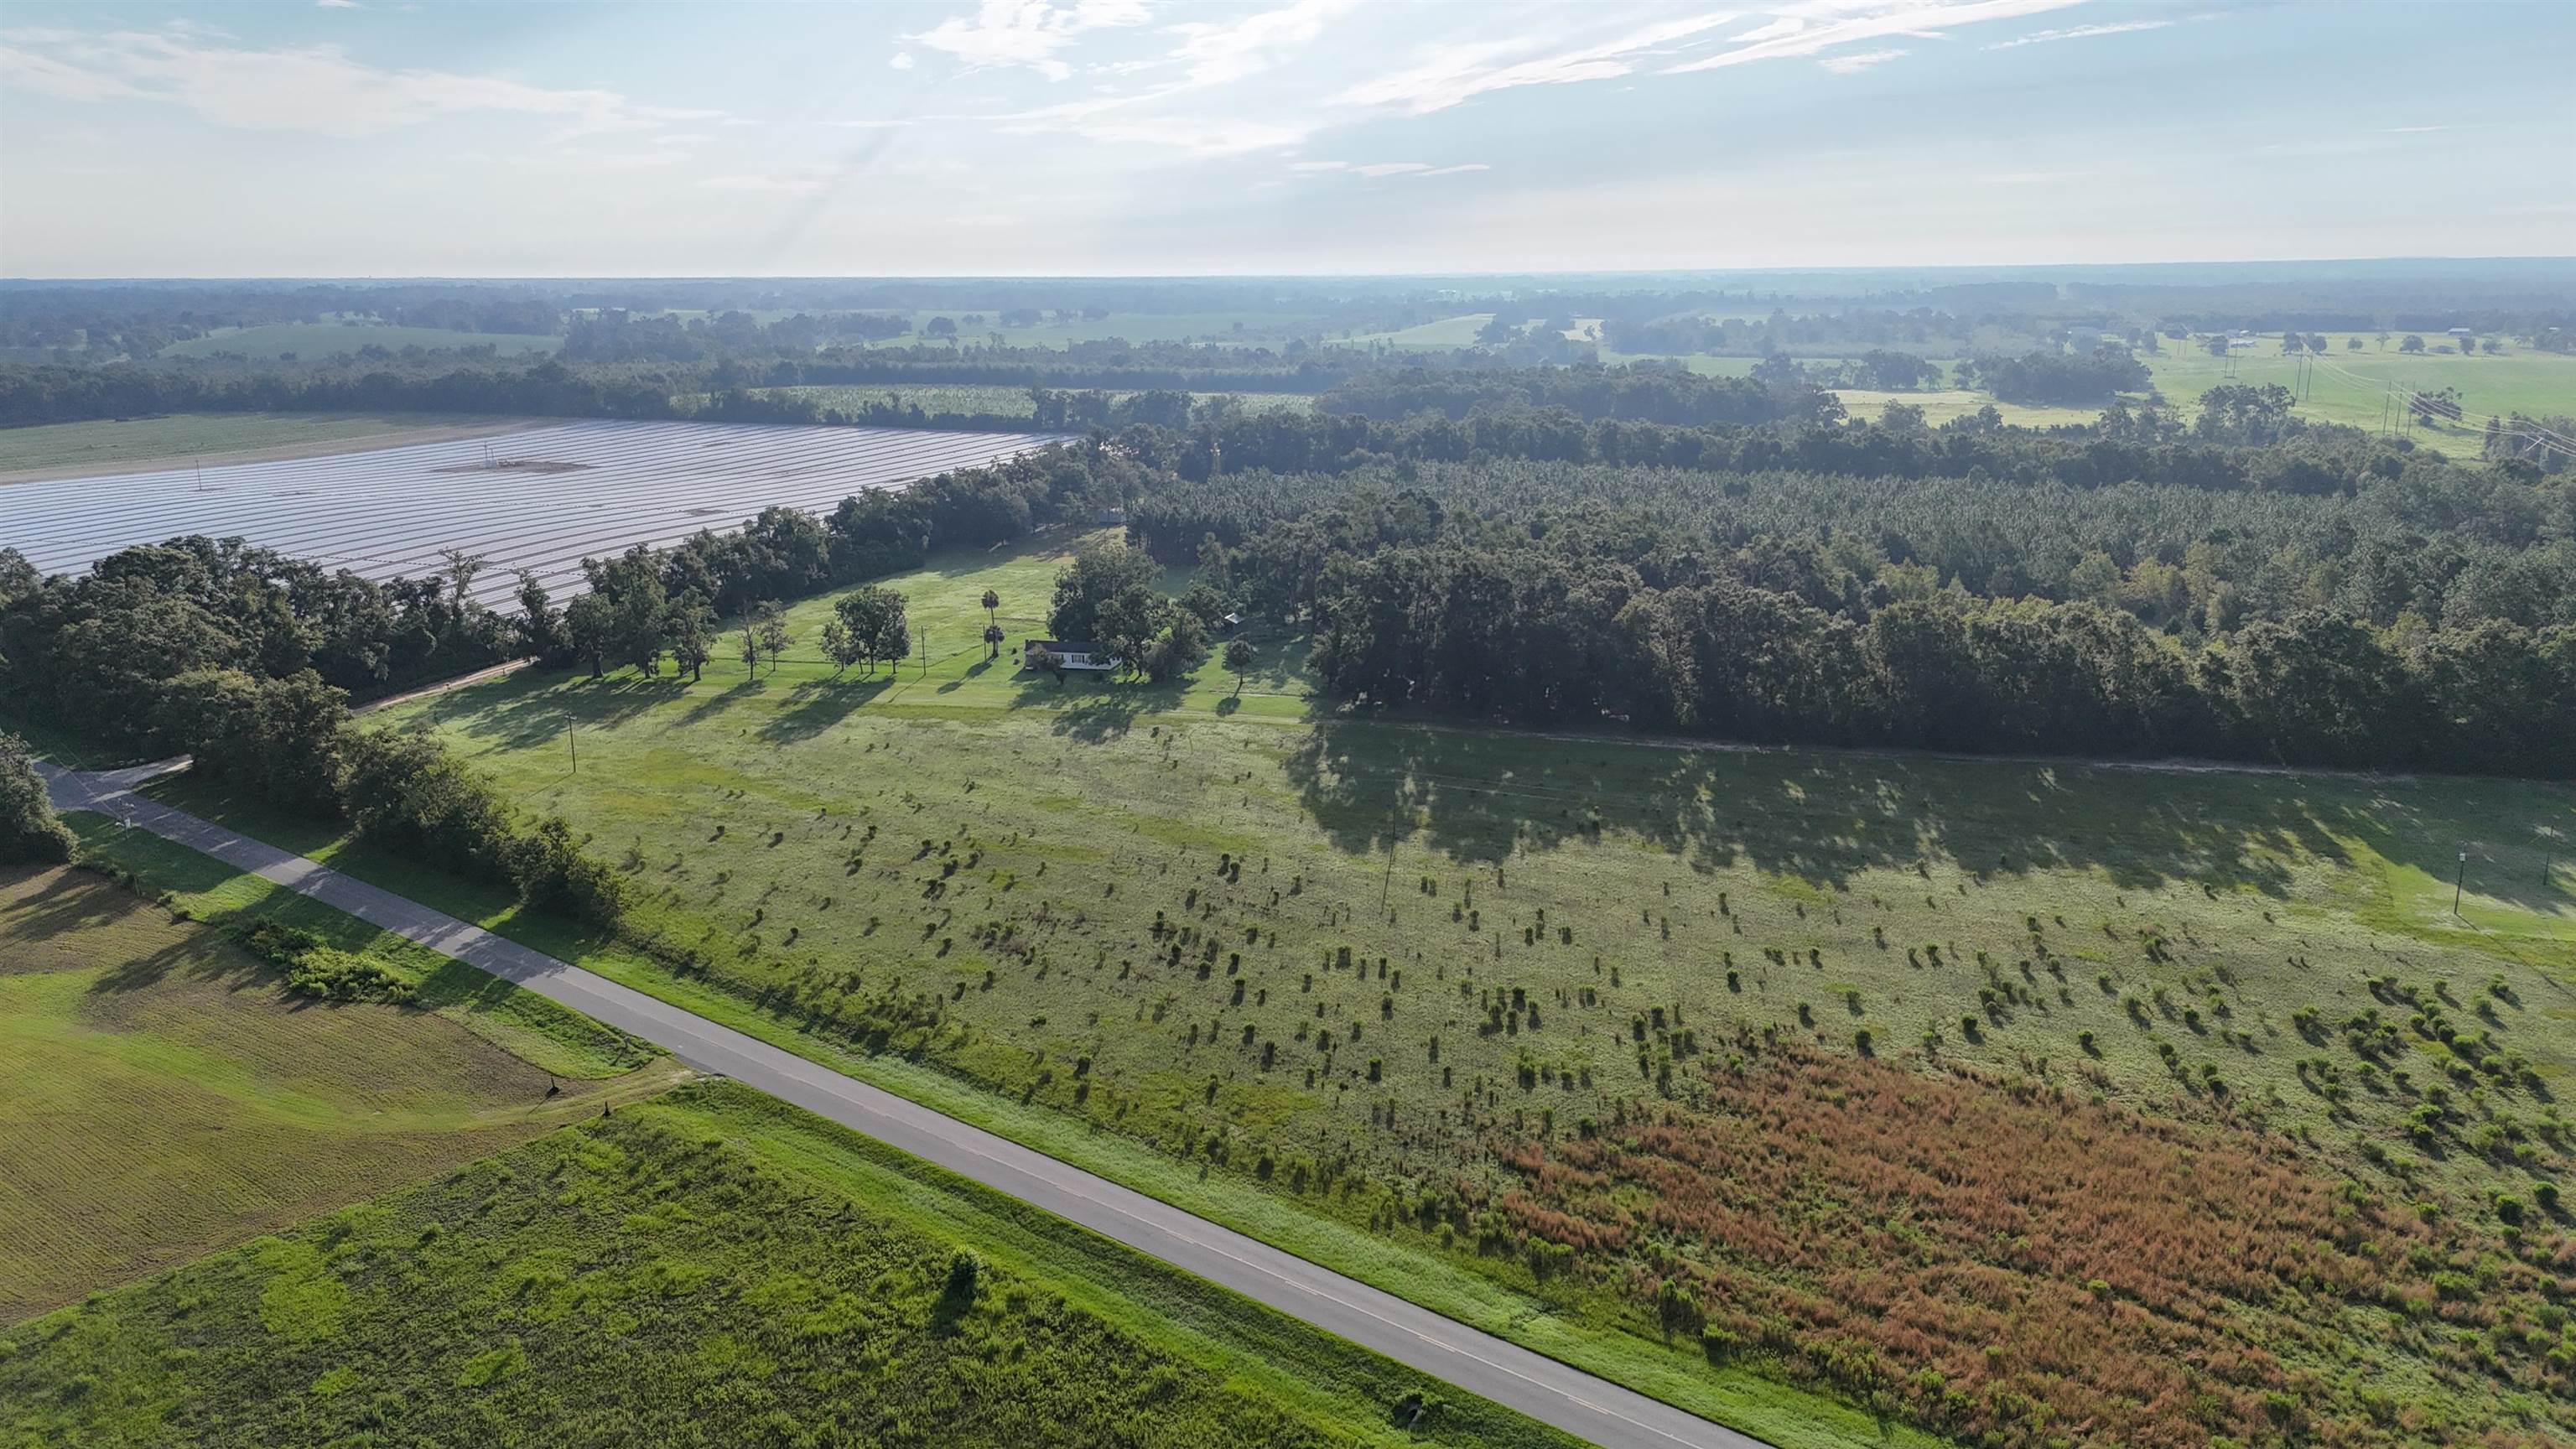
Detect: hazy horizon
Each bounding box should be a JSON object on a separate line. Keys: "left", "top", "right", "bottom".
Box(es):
{"left": 6, "top": 0, "right": 2570, "bottom": 278}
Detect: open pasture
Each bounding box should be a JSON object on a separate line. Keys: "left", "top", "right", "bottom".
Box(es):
{"left": 2142, "top": 334, "right": 2576, "bottom": 459}
{"left": 0, "top": 419, "right": 1061, "bottom": 607}
{"left": 0, "top": 865, "right": 660, "bottom": 1323}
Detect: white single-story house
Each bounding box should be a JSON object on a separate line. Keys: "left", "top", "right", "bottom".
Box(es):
{"left": 1022, "top": 639, "right": 1117, "bottom": 672}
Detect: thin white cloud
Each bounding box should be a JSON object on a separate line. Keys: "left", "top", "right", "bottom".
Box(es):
{"left": 890, "top": 50, "right": 917, "bottom": 70}
{"left": 700, "top": 171, "right": 834, "bottom": 195}
{"left": 314, "top": 0, "right": 361, "bottom": 9}
{"left": 1984, "top": 168, "right": 2093, "bottom": 184}
{"left": 1294, "top": 159, "right": 1490, "bottom": 178}
{"left": 1330, "top": 12, "right": 1741, "bottom": 117}
{"left": 1, "top": 27, "right": 724, "bottom": 140}
{"left": 965, "top": 0, "right": 1358, "bottom": 153}
{"left": 1984, "top": 18, "right": 2174, "bottom": 49}
{"left": 909, "top": 0, "right": 1154, "bottom": 82}
{"left": 1163, "top": 0, "right": 1361, "bottom": 87}
{"left": 1664, "top": 0, "right": 2086, "bottom": 74}
{"left": 2377, "top": 124, "right": 2448, "bottom": 134}
{"left": 1818, "top": 47, "right": 1905, "bottom": 73}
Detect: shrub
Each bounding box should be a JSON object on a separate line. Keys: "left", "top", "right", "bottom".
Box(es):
{"left": 0, "top": 732, "right": 74, "bottom": 865}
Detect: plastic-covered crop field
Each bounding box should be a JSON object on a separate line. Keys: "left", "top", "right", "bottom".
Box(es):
{"left": 0, "top": 419, "right": 1063, "bottom": 607}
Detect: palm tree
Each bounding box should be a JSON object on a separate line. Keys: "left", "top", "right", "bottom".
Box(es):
{"left": 981, "top": 589, "right": 1000, "bottom": 628}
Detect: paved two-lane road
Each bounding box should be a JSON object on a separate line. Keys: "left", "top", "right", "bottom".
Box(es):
{"left": 39, "top": 761, "right": 1763, "bottom": 1449}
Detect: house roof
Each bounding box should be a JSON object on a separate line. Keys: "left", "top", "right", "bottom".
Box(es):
{"left": 1024, "top": 640, "right": 1106, "bottom": 653}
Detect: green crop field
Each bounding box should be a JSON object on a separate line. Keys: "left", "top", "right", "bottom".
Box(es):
{"left": 1, "top": 1081, "right": 1583, "bottom": 1449}
{"left": 120, "top": 529, "right": 2572, "bottom": 1447}
{"left": 2142, "top": 334, "right": 2576, "bottom": 460}
{"left": 0, "top": 412, "right": 532, "bottom": 482}
{"left": 158, "top": 322, "right": 561, "bottom": 361}
{"left": 0, "top": 864, "right": 667, "bottom": 1323}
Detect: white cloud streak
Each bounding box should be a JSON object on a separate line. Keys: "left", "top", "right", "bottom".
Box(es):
{"left": 1328, "top": 12, "right": 1741, "bottom": 116}
{"left": 964, "top": 0, "right": 1359, "bottom": 153}
{"left": 1817, "top": 47, "right": 1906, "bottom": 73}
{"left": 909, "top": 0, "right": 1154, "bottom": 81}
{"left": 1294, "top": 159, "right": 1490, "bottom": 178}
{"left": 0, "top": 27, "right": 724, "bottom": 140}
{"left": 1663, "top": 0, "right": 2087, "bottom": 74}
{"left": 1983, "top": 18, "right": 2174, "bottom": 49}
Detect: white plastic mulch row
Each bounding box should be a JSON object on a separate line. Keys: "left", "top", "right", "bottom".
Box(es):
{"left": 0, "top": 419, "right": 1067, "bottom": 608}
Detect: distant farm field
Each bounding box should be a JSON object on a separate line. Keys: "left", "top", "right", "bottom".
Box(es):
{"left": 2142, "top": 334, "right": 2576, "bottom": 459}
{"left": 153, "top": 530, "right": 2567, "bottom": 1449}
{"left": 158, "top": 322, "right": 561, "bottom": 361}
{"left": 1330, "top": 313, "right": 1495, "bottom": 349}
{"left": 0, "top": 865, "right": 662, "bottom": 1322}
{"left": 0, "top": 412, "right": 535, "bottom": 483}
{"left": 1831, "top": 387, "right": 2101, "bottom": 428}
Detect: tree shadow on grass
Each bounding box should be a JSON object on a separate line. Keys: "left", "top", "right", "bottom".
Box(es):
{"left": 673, "top": 676, "right": 769, "bottom": 732}
{"left": 0, "top": 868, "right": 143, "bottom": 952}
{"left": 449, "top": 671, "right": 689, "bottom": 750}
{"left": 758, "top": 673, "right": 896, "bottom": 745}
{"left": 936, "top": 656, "right": 1001, "bottom": 693}
{"left": 1001, "top": 673, "right": 1193, "bottom": 743}
{"left": 1277, "top": 709, "right": 2489, "bottom": 895}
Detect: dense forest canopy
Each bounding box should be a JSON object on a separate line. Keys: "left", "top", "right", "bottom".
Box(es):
{"left": 7, "top": 364, "right": 2566, "bottom": 778}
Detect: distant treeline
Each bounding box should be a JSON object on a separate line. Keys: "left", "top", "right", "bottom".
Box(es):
{"left": 1111, "top": 385, "right": 2524, "bottom": 500}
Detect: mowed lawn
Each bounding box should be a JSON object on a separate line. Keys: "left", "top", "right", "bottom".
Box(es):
{"left": 0, "top": 865, "right": 669, "bottom": 1322}
{"left": 159, "top": 531, "right": 2565, "bottom": 1443}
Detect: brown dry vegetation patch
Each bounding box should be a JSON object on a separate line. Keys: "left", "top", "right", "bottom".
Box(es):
{"left": 1480, "top": 1046, "right": 2573, "bottom": 1449}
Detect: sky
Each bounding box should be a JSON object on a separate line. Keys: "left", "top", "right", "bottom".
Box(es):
{"left": 2, "top": 0, "right": 2570, "bottom": 278}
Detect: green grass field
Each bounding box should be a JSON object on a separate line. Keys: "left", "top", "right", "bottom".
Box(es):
{"left": 0, "top": 412, "right": 532, "bottom": 482}
{"left": 2142, "top": 333, "right": 2576, "bottom": 459}
{"left": 0, "top": 865, "right": 670, "bottom": 1323}
{"left": 111, "top": 530, "right": 2566, "bottom": 1445}
{"left": 2, "top": 1079, "right": 1581, "bottom": 1449}
{"left": 1601, "top": 332, "right": 2573, "bottom": 456}
{"left": 158, "top": 323, "right": 560, "bottom": 361}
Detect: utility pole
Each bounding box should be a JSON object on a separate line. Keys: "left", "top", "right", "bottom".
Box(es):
{"left": 2454, "top": 848, "right": 2468, "bottom": 915}
{"left": 567, "top": 715, "right": 578, "bottom": 774}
